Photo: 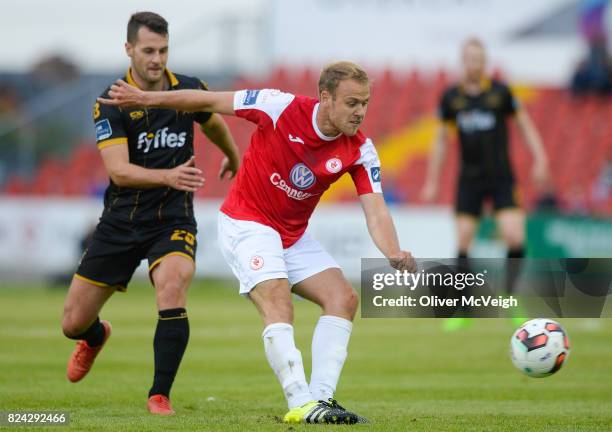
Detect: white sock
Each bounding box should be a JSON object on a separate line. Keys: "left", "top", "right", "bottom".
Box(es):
{"left": 262, "top": 323, "right": 313, "bottom": 409}
{"left": 309, "top": 315, "right": 353, "bottom": 401}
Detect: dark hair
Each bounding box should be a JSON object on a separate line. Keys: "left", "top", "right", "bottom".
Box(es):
{"left": 318, "top": 61, "right": 369, "bottom": 98}
{"left": 127, "top": 12, "right": 168, "bottom": 43}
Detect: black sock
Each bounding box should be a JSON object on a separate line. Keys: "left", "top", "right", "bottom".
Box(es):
{"left": 507, "top": 247, "right": 525, "bottom": 259}
{"left": 456, "top": 252, "right": 472, "bottom": 316}
{"left": 505, "top": 247, "right": 525, "bottom": 294}
{"left": 67, "top": 317, "right": 105, "bottom": 347}
{"left": 457, "top": 251, "right": 471, "bottom": 275}
{"left": 149, "top": 308, "right": 189, "bottom": 398}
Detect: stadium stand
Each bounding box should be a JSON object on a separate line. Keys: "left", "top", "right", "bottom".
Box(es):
{"left": 3, "top": 67, "right": 611, "bottom": 215}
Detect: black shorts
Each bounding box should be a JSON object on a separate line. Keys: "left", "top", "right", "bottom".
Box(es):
{"left": 455, "top": 180, "right": 518, "bottom": 217}
{"left": 75, "top": 218, "right": 197, "bottom": 291}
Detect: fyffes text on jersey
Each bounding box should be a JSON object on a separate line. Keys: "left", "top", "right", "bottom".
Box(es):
{"left": 137, "top": 128, "right": 187, "bottom": 153}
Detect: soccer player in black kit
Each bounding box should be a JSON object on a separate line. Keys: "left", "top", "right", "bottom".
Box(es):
{"left": 422, "top": 38, "right": 549, "bottom": 331}
{"left": 60, "top": 12, "right": 240, "bottom": 414}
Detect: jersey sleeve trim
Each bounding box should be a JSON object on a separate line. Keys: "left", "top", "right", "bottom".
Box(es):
{"left": 97, "top": 137, "right": 128, "bottom": 150}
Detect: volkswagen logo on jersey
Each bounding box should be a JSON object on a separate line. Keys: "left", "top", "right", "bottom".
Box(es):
{"left": 325, "top": 158, "right": 343, "bottom": 174}
{"left": 289, "top": 163, "right": 316, "bottom": 190}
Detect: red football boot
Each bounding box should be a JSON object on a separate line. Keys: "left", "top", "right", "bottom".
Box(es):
{"left": 147, "top": 394, "right": 176, "bottom": 415}
{"left": 66, "top": 320, "right": 112, "bottom": 383}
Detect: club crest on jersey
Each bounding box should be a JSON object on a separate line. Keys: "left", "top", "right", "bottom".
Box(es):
{"left": 325, "top": 158, "right": 343, "bottom": 174}
{"left": 290, "top": 163, "right": 316, "bottom": 190}
{"left": 250, "top": 255, "right": 264, "bottom": 270}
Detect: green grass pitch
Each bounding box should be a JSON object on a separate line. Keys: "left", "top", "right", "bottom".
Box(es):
{"left": 1, "top": 280, "right": 611, "bottom": 431}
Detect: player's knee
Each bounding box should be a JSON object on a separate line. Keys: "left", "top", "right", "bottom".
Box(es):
{"left": 156, "top": 270, "right": 192, "bottom": 304}
{"left": 323, "top": 285, "right": 358, "bottom": 319}
{"left": 158, "top": 277, "right": 187, "bottom": 295}
{"left": 154, "top": 260, "right": 193, "bottom": 288}
{"left": 344, "top": 289, "right": 359, "bottom": 317}
{"left": 169, "top": 264, "right": 194, "bottom": 288}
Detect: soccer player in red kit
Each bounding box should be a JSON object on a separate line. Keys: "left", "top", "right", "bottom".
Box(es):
{"left": 100, "top": 61, "right": 416, "bottom": 425}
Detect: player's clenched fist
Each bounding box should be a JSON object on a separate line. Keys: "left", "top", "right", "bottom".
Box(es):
{"left": 98, "top": 79, "right": 148, "bottom": 108}
{"left": 388, "top": 251, "right": 417, "bottom": 273}
{"left": 164, "top": 156, "right": 205, "bottom": 192}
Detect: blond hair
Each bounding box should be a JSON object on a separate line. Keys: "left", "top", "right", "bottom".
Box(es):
{"left": 318, "top": 61, "right": 370, "bottom": 98}
{"left": 462, "top": 37, "right": 486, "bottom": 54}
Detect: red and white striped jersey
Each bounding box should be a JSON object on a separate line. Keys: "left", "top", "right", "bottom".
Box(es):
{"left": 220, "top": 89, "right": 382, "bottom": 247}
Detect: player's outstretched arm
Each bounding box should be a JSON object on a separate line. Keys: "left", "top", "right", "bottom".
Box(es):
{"left": 515, "top": 109, "right": 549, "bottom": 188}
{"left": 421, "top": 122, "right": 449, "bottom": 202}
{"left": 97, "top": 79, "right": 236, "bottom": 115}
{"left": 100, "top": 144, "right": 205, "bottom": 192}
{"left": 200, "top": 114, "right": 240, "bottom": 180}
{"left": 359, "top": 193, "right": 417, "bottom": 272}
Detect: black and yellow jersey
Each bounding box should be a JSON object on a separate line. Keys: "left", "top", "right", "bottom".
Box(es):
{"left": 439, "top": 78, "right": 519, "bottom": 183}
{"left": 93, "top": 68, "right": 212, "bottom": 224}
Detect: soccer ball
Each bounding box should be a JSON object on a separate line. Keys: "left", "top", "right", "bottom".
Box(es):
{"left": 510, "top": 318, "right": 570, "bottom": 378}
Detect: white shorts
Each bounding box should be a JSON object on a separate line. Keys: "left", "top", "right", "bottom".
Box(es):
{"left": 217, "top": 212, "right": 340, "bottom": 295}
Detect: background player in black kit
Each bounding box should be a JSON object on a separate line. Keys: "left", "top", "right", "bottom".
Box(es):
{"left": 60, "top": 12, "right": 240, "bottom": 415}
{"left": 422, "top": 38, "right": 549, "bottom": 330}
